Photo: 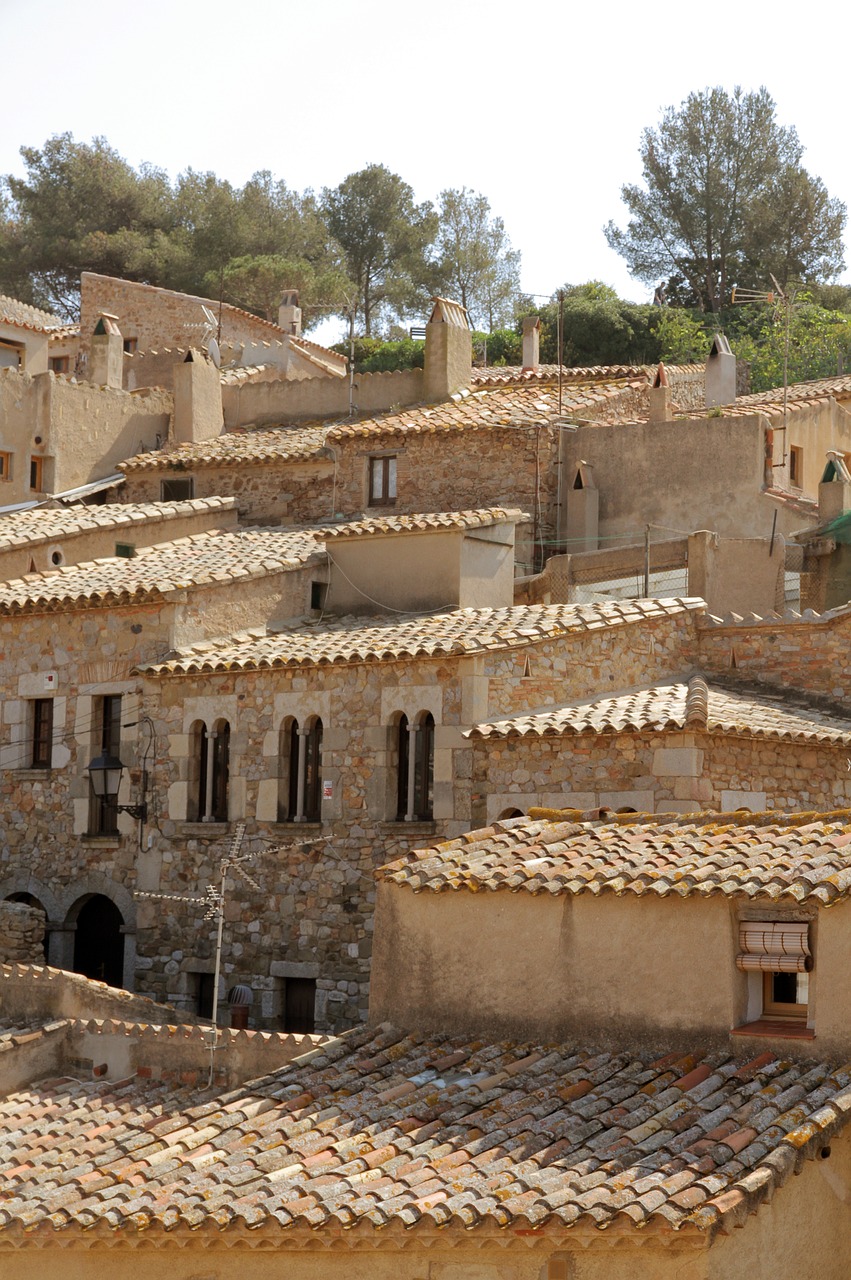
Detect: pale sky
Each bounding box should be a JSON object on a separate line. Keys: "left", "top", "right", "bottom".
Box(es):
{"left": 1, "top": 0, "right": 848, "bottom": 343}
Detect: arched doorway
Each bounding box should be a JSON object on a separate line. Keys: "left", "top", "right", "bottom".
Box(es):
{"left": 71, "top": 895, "right": 125, "bottom": 988}
{"left": 5, "top": 892, "right": 49, "bottom": 961}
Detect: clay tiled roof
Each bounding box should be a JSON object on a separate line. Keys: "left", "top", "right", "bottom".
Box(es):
{"left": 325, "top": 381, "right": 647, "bottom": 443}
{"left": 690, "top": 374, "right": 851, "bottom": 421}
{"left": 144, "top": 598, "right": 703, "bottom": 675}
{"left": 0, "top": 527, "right": 322, "bottom": 614}
{"left": 0, "top": 295, "right": 67, "bottom": 334}
{"left": 379, "top": 811, "right": 851, "bottom": 903}
{"left": 763, "top": 485, "right": 819, "bottom": 518}
{"left": 1, "top": 1020, "right": 849, "bottom": 1242}
{"left": 467, "top": 676, "right": 851, "bottom": 744}
{"left": 0, "top": 497, "right": 236, "bottom": 551}
{"left": 118, "top": 423, "right": 332, "bottom": 472}
{"left": 315, "top": 507, "right": 528, "bottom": 540}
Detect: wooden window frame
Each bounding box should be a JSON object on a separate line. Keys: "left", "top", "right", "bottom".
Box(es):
{"left": 762, "top": 969, "right": 809, "bottom": 1020}
{"left": 31, "top": 699, "right": 53, "bottom": 769}
{"left": 49, "top": 356, "right": 70, "bottom": 374}
{"left": 0, "top": 451, "right": 12, "bottom": 482}
{"left": 160, "top": 477, "right": 194, "bottom": 501}
{"left": 88, "top": 694, "right": 122, "bottom": 835}
{"left": 368, "top": 455, "right": 397, "bottom": 506}
{"left": 29, "top": 456, "right": 44, "bottom": 493}
{"left": 789, "top": 445, "right": 803, "bottom": 488}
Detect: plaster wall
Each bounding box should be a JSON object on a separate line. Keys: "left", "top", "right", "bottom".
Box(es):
{"left": 42, "top": 376, "right": 171, "bottom": 493}
{"left": 222, "top": 368, "right": 423, "bottom": 428}
{"left": 687, "top": 531, "right": 785, "bottom": 617}
{"left": 564, "top": 417, "right": 769, "bottom": 542}
{"left": 370, "top": 885, "right": 746, "bottom": 1049}
{"left": 0, "top": 321, "right": 47, "bottom": 373}
{"left": 780, "top": 399, "right": 851, "bottom": 496}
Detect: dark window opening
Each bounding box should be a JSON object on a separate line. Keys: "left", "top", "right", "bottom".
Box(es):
{"left": 282, "top": 977, "right": 316, "bottom": 1033}
{"left": 123, "top": 337, "right": 138, "bottom": 354}
{"left": 395, "top": 714, "right": 409, "bottom": 820}
{"left": 72, "top": 895, "right": 125, "bottom": 988}
{"left": 30, "top": 457, "right": 43, "bottom": 492}
{"left": 310, "top": 581, "right": 327, "bottom": 610}
{"left": 789, "top": 445, "right": 803, "bottom": 487}
{"left": 114, "top": 542, "right": 136, "bottom": 559}
{"left": 413, "top": 713, "right": 434, "bottom": 820}
{"left": 303, "top": 718, "right": 323, "bottom": 821}
{"left": 195, "top": 972, "right": 215, "bottom": 1019}
{"left": 49, "top": 356, "right": 70, "bottom": 374}
{"left": 31, "top": 699, "right": 53, "bottom": 768}
{"left": 161, "top": 477, "right": 194, "bottom": 501}
{"left": 196, "top": 720, "right": 230, "bottom": 822}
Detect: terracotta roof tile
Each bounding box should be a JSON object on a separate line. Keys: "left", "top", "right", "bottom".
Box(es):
{"left": 0, "top": 1023, "right": 847, "bottom": 1241}
{"left": 0, "top": 527, "right": 322, "bottom": 614}
{"left": 0, "top": 498, "right": 236, "bottom": 551}
{"left": 467, "top": 675, "right": 851, "bottom": 744}
{"left": 315, "top": 507, "right": 528, "bottom": 540}
{"left": 0, "top": 295, "right": 66, "bottom": 334}
{"left": 470, "top": 362, "right": 702, "bottom": 388}
{"left": 143, "top": 598, "right": 703, "bottom": 676}
{"left": 119, "top": 423, "right": 332, "bottom": 472}
{"left": 378, "top": 811, "right": 851, "bottom": 903}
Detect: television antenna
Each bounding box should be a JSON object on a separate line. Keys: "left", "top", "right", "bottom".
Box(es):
{"left": 182, "top": 304, "right": 222, "bottom": 368}
{"left": 136, "top": 822, "right": 333, "bottom": 1085}
{"left": 731, "top": 273, "right": 793, "bottom": 468}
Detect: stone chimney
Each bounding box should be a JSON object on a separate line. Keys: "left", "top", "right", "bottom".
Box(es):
{"left": 648, "top": 362, "right": 672, "bottom": 422}
{"left": 89, "top": 313, "right": 123, "bottom": 389}
{"left": 818, "top": 451, "right": 851, "bottom": 523}
{"left": 522, "top": 316, "right": 540, "bottom": 370}
{"left": 172, "top": 349, "right": 223, "bottom": 445}
{"left": 424, "top": 297, "right": 472, "bottom": 402}
{"left": 278, "top": 290, "right": 302, "bottom": 338}
{"left": 706, "top": 333, "right": 736, "bottom": 408}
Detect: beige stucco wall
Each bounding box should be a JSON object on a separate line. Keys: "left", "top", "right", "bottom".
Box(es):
{"left": 687, "top": 531, "right": 785, "bottom": 617}
{"left": 370, "top": 884, "right": 749, "bottom": 1050}
{"left": 0, "top": 321, "right": 47, "bottom": 374}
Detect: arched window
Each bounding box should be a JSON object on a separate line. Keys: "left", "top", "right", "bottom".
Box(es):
{"left": 413, "top": 712, "right": 434, "bottom": 820}
{"left": 192, "top": 718, "right": 230, "bottom": 823}
{"left": 395, "top": 713, "right": 409, "bottom": 821}
{"left": 279, "top": 715, "right": 323, "bottom": 822}
{"left": 303, "top": 717, "right": 323, "bottom": 822}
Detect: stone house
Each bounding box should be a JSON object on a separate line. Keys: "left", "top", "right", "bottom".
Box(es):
{"left": 4, "top": 810, "right": 851, "bottom": 1276}
{"left": 468, "top": 674, "right": 851, "bottom": 822}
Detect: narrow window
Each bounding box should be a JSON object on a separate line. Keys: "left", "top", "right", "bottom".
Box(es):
{"left": 395, "top": 713, "right": 409, "bottom": 820}
{"left": 29, "top": 457, "right": 43, "bottom": 492}
{"left": 303, "top": 718, "right": 323, "bottom": 821}
{"left": 31, "top": 699, "right": 53, "bottom": 769}
{"left": 195, "top": 972, "right": 215, "bottom": 1019}
{"left": 282, "top": 978, "right": 316, "bottom": 1033}
{"left": 123, "top": 337, "right": 138, "bottom": 354}
{"left": 368, "top": 455, "right": 397, "bottom": 506}
{"left": 0, "top": 452, "right": 12, "bottom": 481}
{"left": 49, "top": 356, "right": 70, "bottom": 374}
{"left": 193, "top": 719, "right": 229, "bottom": 823}
{"left": 413, "top": 712, "right": 435, "bottom": 820}
{"left": 789, "top": 445, "right": 803, "bottom": 487}
{"left": 88, "top": 694, "right": 122, "bottom": 835}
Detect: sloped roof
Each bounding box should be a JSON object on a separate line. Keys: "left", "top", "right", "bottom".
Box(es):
{"left": 0, "top": 1020, "right": 848, "bottom": 1243}
{"left": 142, "top": 598, "right": 703, "bottom": 676}
{"left": 0, "top": 527, "right": 321, "bottom": 615}
{"left": 118, "top": 423, "right": 332, "bottom": 472}
{"left": 0, "top": 497, "right": 236, "bottom": 551}
{"left": 0, "top": 295, "right": 67, "bottom": 334}
{"left": 378, "top": 811, "right": 851, "bottom": 904}
{"left": 467, "top": 675, "right": 851, "bottom": 744}
{"left": 315, "top": 507, "right": 528, "bottom": 541}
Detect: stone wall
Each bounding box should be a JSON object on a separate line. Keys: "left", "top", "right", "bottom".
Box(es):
{"left": 473, "top": 728, "right": 851, "bottom": 825}
{"left": 222, "top": 368, "right": 423, "bottom": 428}
{"left": 697, "top": 608, "right": 851, "bottom": 705}
{"left": 0, "top": 902, "right": 45, "bottom": 963}
{"left": 120, "top": 456, "right": 335, "bottom": 525}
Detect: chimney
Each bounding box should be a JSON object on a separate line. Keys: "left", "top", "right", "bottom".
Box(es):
{"left": 172, "top": 349, "right": 223, "bottom": 445}
{"left": 278, "top": 290, "right": 302, "bottom": 338}
{"left": 423, "top": 297, "right": 472, "bottom": 402}
{"left": 89, "top": 313, "right": 123, "bottom": 389}
{"left": 818, "top": 451, "right": 851, "bottom": 523}
{"left": 522, "top": 316, "right": 540, "bottom": 370}
{"left": 648, "top": 362, "right": 672, "bottom": 422}
{"left": 706, "top": 332, "right": 736, "bottom": 407}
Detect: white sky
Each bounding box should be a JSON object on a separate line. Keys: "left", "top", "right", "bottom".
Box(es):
{"left": 1, "top": 0, "right": 848, "bottom": 343}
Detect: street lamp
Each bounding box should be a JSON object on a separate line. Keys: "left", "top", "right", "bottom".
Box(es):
{"left": 86, "top": 751, "right": 147, "bottom": 822}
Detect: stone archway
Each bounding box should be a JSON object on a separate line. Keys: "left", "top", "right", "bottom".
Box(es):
{"left": 69, "top": 895, "right": 126, "bottom": 989}
{"left": 4, "top": 893, "right": 49, "bottom": 961}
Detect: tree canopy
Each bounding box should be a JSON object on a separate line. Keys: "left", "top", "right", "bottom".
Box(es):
{"left": 321, "top": 164, "right": 437, "bottom": 336}
{"left": 428, "top": 187, "right": 521, "bottom": 330}
{"left": 0, "top": 139, "right": 526, "bottom": 336}
{"left": 605, "top": 86, "right": 846, "bottom": 313}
